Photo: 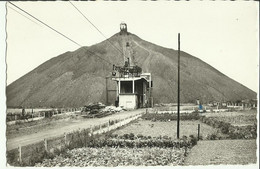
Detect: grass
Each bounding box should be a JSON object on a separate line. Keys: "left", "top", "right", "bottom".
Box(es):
{"left": 204, "top": 110, "right": 257, "bottom": 126}
{"left": 184, "top": 139, "right": 257, "bottom": 165}
{"left": 112, "top": 119, "right": 225, "bottom": 139}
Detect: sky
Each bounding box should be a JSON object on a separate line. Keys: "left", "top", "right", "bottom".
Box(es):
{"left": 5, "top": 1, "right": 259, "bottom": 92}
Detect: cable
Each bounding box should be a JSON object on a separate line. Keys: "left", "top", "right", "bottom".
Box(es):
{"left": 7, "top": 1, "right": 113, "bottom": 65}
{"left": 69, "top": 1, "right": 124, "bottom": 56}
{"left": 7, "top": 5, "right": 41, "bottom": 26}
{"left": 8, "top": 1, "right": 81, "bottom": 47}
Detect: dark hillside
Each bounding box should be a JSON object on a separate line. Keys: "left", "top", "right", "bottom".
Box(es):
{"left": 6, "top": 32, "right": 256, "bottom": 107}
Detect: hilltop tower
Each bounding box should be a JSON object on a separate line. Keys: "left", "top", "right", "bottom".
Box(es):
{"left": 120, "top": 22, "right": 128, "bottom": 35}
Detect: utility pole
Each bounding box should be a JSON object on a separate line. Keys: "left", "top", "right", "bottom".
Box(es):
{"left": 177, "top": 33, "right": 180, "bottom": 139}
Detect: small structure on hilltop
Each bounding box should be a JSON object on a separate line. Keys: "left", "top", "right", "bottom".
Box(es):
{"left": 120, "top": 22, "right": 128, "bottom": 35}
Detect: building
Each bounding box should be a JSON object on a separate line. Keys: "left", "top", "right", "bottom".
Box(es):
{"left": 112, "top": 72, "right": 152, "bottom": 109}
{"left": 111, "top": 23, "right": 153, "bottom": 109}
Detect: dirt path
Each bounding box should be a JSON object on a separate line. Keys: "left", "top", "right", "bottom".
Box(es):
{"left": 184, "top": 139, "right": 257, "bottom": 165}
{"left": 6, "top": 109, "right": 145, "bottom": 151}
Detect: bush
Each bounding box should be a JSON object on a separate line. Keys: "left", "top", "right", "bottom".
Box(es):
{"left": 189, "top": 135, "right": 197, "bottom": 146}
{"left": 109, "top": 120, "right": 115, "bottom": 126}
{"left": 123, "top": 134, "right": 129, "bottom": 139}
{"left": 200, "top": 116, "right": 257, "bottom": 140}
{"left": 207, "top": 134, "right": 217, "bottom": 140}
{"left": 142, "top": 112, "right": 200, "bottom": 122}
{"left": 162, "top": 135, "right": 169, "bottom": 140}
{"left": 110, "top": 134, "right": 118, "bottom": 138}
{"left": 137, "top": 134, "right": 144, "bottom": 139}
{"left": 129, "top": 133, "right": 135, "bottom": 140}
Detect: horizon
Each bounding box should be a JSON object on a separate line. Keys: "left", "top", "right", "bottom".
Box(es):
{"left": 5, "top": 1, "right": 259, "bottom": 92}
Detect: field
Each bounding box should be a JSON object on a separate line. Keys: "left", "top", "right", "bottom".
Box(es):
{"left": 6, "top": 107, "right": 258, "bottom": 166}
{"left": 204, "top": 110, "right": 257, "bottom": 126}
{"left": 36, "top": 147, "right": 186, "bottom": 167}
{"left": 184, "top": 139, "right": 257, "bottom": 165}
{"left": 113, "top": 119, "right": 226, "bottom": 139}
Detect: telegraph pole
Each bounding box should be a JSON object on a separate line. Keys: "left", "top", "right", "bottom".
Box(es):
{"left": 177, "top": 33, "right": 180, "bottom": 139}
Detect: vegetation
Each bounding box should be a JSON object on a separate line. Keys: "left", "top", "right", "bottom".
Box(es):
{"left": 35, "top": 133, "right": 197, "bottom": 167}
{"left": 201, "top": 116, "right": 257, "bottom": 139}
{"left": 7, "top": 107, "right": 257, "bottom": 166}
{"left": 142, "top": 112, "right": 200, "bottom": 121}
{"left": 36, "top": 147, "right": 187, "bottom": 167}
{"left": 113, "top": 119, "right": 222, "bottom": 140}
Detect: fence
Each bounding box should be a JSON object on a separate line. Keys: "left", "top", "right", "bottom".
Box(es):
{"left": 156, "top": 110, "right": 194, "bottom": 114}
{"left": 6, "top": 111, "right": 145, "bottom": 166}
{"left": 6, "top": 108, "right": 82, "bottom": 125}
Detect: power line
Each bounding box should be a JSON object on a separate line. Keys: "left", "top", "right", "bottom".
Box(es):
{"left": 7, "top": 5, "right": 41, "bottom": 26}
{"left": 8, "top": 1, "right": 81, "bottom": 47}
{"left": 69, "top": 1, "right": 124, "bottom": 56}
{"left": 7, "top": 1, "right": 113, "bottom": 65}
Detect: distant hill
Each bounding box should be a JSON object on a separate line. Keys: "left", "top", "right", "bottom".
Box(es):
{"left": 6, "top": 32, "right": 257, "bottom": 108}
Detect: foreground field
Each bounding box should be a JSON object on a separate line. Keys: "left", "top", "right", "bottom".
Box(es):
{"left": 36, "top": 147, "right": 186, "bottom": 167}
{"left": 184, "top": 139, "right": 257, "bottom": 165}
{"left": 7, "top": 108, "right": 258, "bottom": 166}
{"left": 113, "top": 119, "right": 226, "bottom": 139}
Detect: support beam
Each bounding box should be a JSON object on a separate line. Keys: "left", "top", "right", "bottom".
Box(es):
{"left": 118, "top": 80, "right": 121, "bottom": 94}
{"left": 132, "top": 80, "right": 135, "bottom": 93}
{"left": 116, "top": 82, "right": 119, "bottom": 97}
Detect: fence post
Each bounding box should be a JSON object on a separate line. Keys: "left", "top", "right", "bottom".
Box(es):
{"left": 18, "top": 145, "right": 22, "bottom": 164}
{"left": 108, "top": 120, "right": 110, "bottom": 131}
{"left": 198, "top": 124, "right": 200, "bottom": 141}
{"left": 90, "top": 126, "right": 93, "bottom": 136}
{"left": 44, "top": 139, "right": 48, "bottom": 152}
{"left": 64, "top": 133, "right": 67, "bottom": 146}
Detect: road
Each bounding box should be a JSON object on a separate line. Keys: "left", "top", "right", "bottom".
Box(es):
{"left": 7, "top": 109, "right": 145, "bottom": 151}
